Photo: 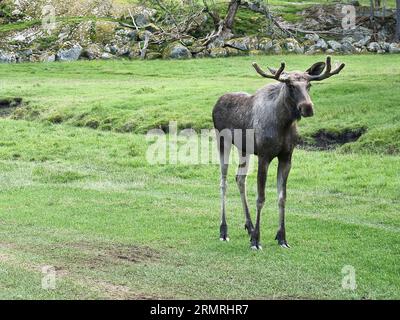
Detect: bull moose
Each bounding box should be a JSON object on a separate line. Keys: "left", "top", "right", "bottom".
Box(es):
{"left": 212, "top": 57, "right": 345, "bottom": 250}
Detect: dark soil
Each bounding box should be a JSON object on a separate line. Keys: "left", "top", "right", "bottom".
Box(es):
{"left": 299, "top": 127, "right": 367, "bottom": 150}
{"left": 0, "top": 97, "right": 23, "bottom": 117}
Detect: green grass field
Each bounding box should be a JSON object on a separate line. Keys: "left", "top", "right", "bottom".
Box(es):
{"left": 0, "top": 55, "right": 399, "bottom": 299}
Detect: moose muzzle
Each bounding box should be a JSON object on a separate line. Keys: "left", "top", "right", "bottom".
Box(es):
{"left": 298, "top": 102, "right": 314, "bottom": 117}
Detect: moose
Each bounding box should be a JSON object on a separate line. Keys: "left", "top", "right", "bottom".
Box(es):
{"left": 212, "top": 57, "right": 345, "bottom": 250}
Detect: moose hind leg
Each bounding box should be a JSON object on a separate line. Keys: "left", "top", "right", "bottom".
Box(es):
{"left": 251, "top": 156, "right": 269, "bottom": 250}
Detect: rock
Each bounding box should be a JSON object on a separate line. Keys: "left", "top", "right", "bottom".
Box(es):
{"left": 305, "top": 46, "right": 322, "bottom": 55}
{"left": 379, "top": 42, "right": 391, "bottom": 52}
{"left": 367, "top": 42, "right": 381, "bottom": 52}
{"left": 17, "top": 49, "right": 33, "bottom": 62}
{"left": 181, "top": 38, "right": 195, "bottom": 47}
{"left": 350, "top": 27, "right": 372, "bottom": 42}
{"left": 389, "top": 43, "right": 400, "bottom": 54}
{"left": 0, "top": 50, "right": 17, "bottom": 63}
{"left": 225, "top": 47, "right": 242, "bottom": 56}
{"left": 225, "top": 36, "right": 258, "bottom": 51}
{"left": 315, "top": 38, "right": 328, "bottom": 50}
{"left": 354, "top": 36, "right": 371, "bottom": 48}
{"left": 304, "top": 33, "right": 319, "bottom": 43}
{"left": 341, "top": 36, "right": 354, "bottom": 44}
{"left": 271, "top": 43, "right": 282, "bottom": 54}
{"left": 133, "top": 13, "right": 150, "bottom": 27}
{"left": 283, "top": 38, "right": 304, "bottom": 54}
{"left": 226, "top": 37, "right": 249, "bottom": 51}
{"left": 194, "top": 51, "right": 208, "bottom": 59}
{"left": 12, "top": 9, "right": 22, "bottom": 16}
{"left": 82, "top": 44, "right": 102, "bottom": 60}
{"left": 145, "top": 52, "right": 162, "bottom": 60}
{"left": 163, "top": 42, "right": 192, "bottom": 59}
{"left": 326, "top": 49, "right": 335, "bottom": 54}
{"left": 249, "top": 50, "right": 262, "bottom": 56}
{"left": 127, "top": 31, "right": 138, "bottom": 41}
{"left": 56, "top": 43, "right": 82, "bottom": 61}
{"left": 258, "top": 38, "right": 273, "bottom": 52}
{"left": 101, "top": 52, "right": 114, "bottom": 60}
{"left": 209, "top": 47, "right": 228, "bottom": 58}
{"left": 341, "top": 40, "right": 355, "bottom": 54}
{"left": 327, "top": 40, "right": 342, "bottom": 51}
{"left": 377, "top": 49, "right": 386, "bottom": 54}
{"left": 39, "top": 52, "right": 56, "bottom": 62}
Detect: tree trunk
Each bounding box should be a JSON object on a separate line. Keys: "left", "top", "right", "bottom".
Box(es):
{"left": 203, "top": 0, "right": 241, "bottom": 46}
{"left": 224, "top": 0, "right": 241, "bottom": 32}
{"left": 396, "top": 0, "right": 400, "bottom": 42}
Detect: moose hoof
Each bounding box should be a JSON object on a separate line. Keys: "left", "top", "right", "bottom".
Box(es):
{"left": 250, "top": 244, "right": 262, "bottom": 250}
{"left": 275, "top": 230, "right": 290, "bottom": 248}
{"left": 219, "top": 236, "right": 230, "bottom": 242}
{"left": 279, "top": 242, "right": 291, "bottom": 249}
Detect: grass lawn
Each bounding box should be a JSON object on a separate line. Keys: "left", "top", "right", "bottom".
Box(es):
{"left": 0, "top": 54, "right": 399, "bottom": 299}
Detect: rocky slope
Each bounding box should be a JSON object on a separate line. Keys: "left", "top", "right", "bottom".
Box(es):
{"left": 0, "top": 0, "right": 399, "bottom": 63}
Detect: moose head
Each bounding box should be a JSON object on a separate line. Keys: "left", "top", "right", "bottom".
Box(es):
{"left": 252, "top": 56, "right": 345, "bottom": 118}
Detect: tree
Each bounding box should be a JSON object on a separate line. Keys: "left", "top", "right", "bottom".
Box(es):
{"left": 396, "top": 0, "right": 400, "bottom": 42}
{"left": 203, "top": 0, "right": 241, "bottom": 45}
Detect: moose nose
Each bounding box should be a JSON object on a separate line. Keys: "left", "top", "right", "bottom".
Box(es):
{"left": 298, "top": 102, "right": 314, "bottom": 117}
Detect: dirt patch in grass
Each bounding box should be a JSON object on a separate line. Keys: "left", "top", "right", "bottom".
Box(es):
{"left": 83, "top": 278, "right": 164, "bottom": 300}
{"left": 65, "top": 241, "right": 160, "bottom": 268}
{"left": 299, "top": 127, "right": 367, "bottom": 150}
{"left": 0, "top": 97, "right": 24, "bottom": 117}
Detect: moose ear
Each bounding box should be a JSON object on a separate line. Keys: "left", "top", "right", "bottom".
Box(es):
{"left": 306, "top": 62, "right": 326, "bottom": 76}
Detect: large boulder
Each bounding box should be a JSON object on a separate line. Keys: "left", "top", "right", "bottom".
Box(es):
{"left": 226, "top": 37, "right": 258, "bottom": 51}
{"left": 304, "top": 33, "right": 319, "bottom": 43}
{"left": 367, "top": 42, "right": 381, "bottom": 52}
{"left": 0, "top": 50, "right": 17, "bottom": 63}
{"left": 389, "top": 43, "right": 400, "bottom": 54}
{"left": 258, "top": 37, "right": 273, "bottom": 52}
{"left": 56, "top": 43, "right": 82, "bottom": 61}
{"left": 16, "top": 49, "right": 33, "bottom": 62}
{"left": 271, "top": 42, "right": 282, "bottom": 54}
{"left": 209, "top": 47, "right": 228, "bottom": 58}
{"left": 379, "top": 42, "right": 391, "bottom": 52}
{"left": 341, "top": 41, "right": 356, "bottom": 54}
{"left": 81, "top": 43, "right": 102, "bottom": 60}
{"left": 39, "top": 52, "right": 56, "bottom": 62}
{"left": 314, "top": 38, "right": 328, "bottom": 51}
{"left": 163, "top": 42, "right": 192, "bottom": 59}
{"left": 354, "top": 36, "right": 371, "bottom": 48}
{"left": 327, "top": 40, "right": 342, "bottom": 51}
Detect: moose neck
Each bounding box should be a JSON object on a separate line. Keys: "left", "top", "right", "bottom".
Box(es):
{"left": 274, "top": 83, "right": 301, "bottom": 129}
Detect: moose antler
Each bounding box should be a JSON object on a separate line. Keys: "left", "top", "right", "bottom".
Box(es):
{"left": 252, "top": 62, "right": 288, "bottom": 82}
{"left": 308, "top": 56, "right": 345, "bottom": 81}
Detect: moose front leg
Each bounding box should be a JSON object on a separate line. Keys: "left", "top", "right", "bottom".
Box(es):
{"left": 236, "top": 152, "right": 254, "bottom": 236}
{"left": 276, "top": 154, "right": 292, "bottom": 248}
{"left": 251, "top": 156, "right": 270, "bottom": 250}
